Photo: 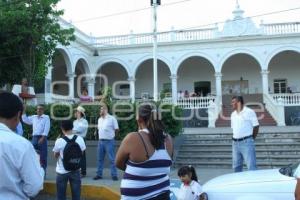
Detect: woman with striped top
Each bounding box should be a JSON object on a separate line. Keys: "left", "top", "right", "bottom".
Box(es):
{"left": 116, "top": 104, "right": 173, "bottom": 200}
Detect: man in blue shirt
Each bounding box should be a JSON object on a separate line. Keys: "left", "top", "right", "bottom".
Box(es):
{"left": 15, "top": 122, "right": 23, "bottom": 136}
{"left": 22, "top": 104, "right": 50, "bottom": 171}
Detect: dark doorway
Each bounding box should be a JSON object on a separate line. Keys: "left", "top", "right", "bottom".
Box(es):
{"left": 194, "top": 81, "right": 211, "bottom": 96}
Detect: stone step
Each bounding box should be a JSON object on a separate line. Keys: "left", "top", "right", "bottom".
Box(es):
{"left": 179, "top": 150, "right": 300, "bottom": 156}
{"left": 179, "top": 147, "right": 300, "bottom": 154}
{"left": 176, "top": 154, "right": 300, "bottom": 159}
{"left": 180, "top": 145, "right": 300, "bottom": 151}
{"left": 174, "top": 160, "right": 291, "bottom": 168}
{"left": 183, "top": 138, "right": 300, "bottom": 143}
{"left": 180, "top": 142, "right": 300, "bottom": 147}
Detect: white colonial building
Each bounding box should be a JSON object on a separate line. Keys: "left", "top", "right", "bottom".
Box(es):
{"left": 43, "top": 3, "right": 300, "bottom": 127}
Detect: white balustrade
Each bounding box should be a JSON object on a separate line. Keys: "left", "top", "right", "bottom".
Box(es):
{"left": 263, "top": 94, "right": 285, "bottom": 126}
{"left": 176, "top": 96, "right": 216, "bottom": 109}
{"left": 51, "top": 94, "right": 77, "bottom": 104}
{"left": 270, "top": 93, "right": 300, "bottom": 106}
{"left": 261, "top": 22, "right": 300, "bottom": 35}
{"left": 95, "top": 27, "right": 217, "bottom": 47}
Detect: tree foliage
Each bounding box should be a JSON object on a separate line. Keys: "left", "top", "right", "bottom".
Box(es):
{"left": 0, "top": 0, "right": 75, "bottom": 87}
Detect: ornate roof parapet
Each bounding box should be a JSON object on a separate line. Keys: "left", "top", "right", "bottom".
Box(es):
{"left": 218, "top": 1, "right": 262, "bottom": 37}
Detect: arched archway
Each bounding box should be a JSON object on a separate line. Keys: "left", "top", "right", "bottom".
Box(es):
{"left": 95, "top": 62, "right": 129, "bottom": 98}
{"left": 135, "top": 59, "right": 171, "bottom": 99}
{"left": 74, "top": 58, "right": 90, "bottom": 98}
{"left": 221, "top": 53, "right": 261, "bottom": 96}
{"left": 52, "top": 49, "right": 72, "bottom": 95}
{"left": 268, "top": 50, "right": 300, "bottom": 93}
{"left": 177, "top": 56, "right": 215, "bottom": 97}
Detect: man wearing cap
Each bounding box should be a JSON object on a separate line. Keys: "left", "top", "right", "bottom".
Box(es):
{"left": 73, "top": 106, "right": 89, "bottom": 177}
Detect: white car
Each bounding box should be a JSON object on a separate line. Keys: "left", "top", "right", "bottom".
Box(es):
{"left": 201, "top": 162, "right": 300, "bottom": 200}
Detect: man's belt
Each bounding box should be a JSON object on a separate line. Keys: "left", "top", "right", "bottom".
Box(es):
{"left": 232, "top": 135, "right": 253, "bottom": 142}
{"left": 100, "top": 139, "right": 112, "bottom": 141}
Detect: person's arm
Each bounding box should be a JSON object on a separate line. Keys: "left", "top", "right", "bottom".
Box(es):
{"left": 22, "top": 114, "right": 33, "bottom": 125}
{"left": 295, "top": 179, "right": 300, "bottom": 200}
{"left": 253, "top": 125, "right": 259, "bottom": 139}
{"left": 165, "top": 134, "right": 174, "bottom": 159}
{"left": 53, "top": 139, "right": 61, "bottom": 159}
{"left": 250, "top": 110, "right": 260, "bottom": 139}
{"left": 113, "top": 117, "right": 119, "bottom": 136}
{"left": 20, "top": 143, "right": 44, "bottom": 197}
{"left": 115, "top": 133, "right": 133, "bottom": 171}
{"left": 42, "top": 116, "right": 50, "bottom": 136}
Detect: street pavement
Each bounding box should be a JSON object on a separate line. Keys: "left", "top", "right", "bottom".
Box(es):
{"left": 35, "top": 166, "right": 233, "bottom": 199}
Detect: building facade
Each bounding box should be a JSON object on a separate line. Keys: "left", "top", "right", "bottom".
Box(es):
{"left": 44, "top": 3, "right": 300, "bottom": 127}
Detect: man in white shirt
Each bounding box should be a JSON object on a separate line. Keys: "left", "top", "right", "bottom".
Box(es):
{"left": 22, "top": 104, "right": 50, "bottom": 171}
{"left": 0, "top": 92, "right": 44, "bottom": 200}
{"left": 73, "top": 106, "right": 89, "bottom": 177}
{"left": 93, "top": 104, "right": 119, "bottom": 181}
{"left": 231, "top": 96, "right": 259, "bottom": 172}
{"left": 53, "top": 120, "right": 86, "bottom": 200}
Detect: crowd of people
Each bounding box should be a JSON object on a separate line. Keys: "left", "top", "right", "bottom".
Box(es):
{"left": 2, "top": 90, "right": 300, "bottom": 200}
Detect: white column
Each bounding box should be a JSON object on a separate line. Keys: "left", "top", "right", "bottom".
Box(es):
{"left": 261, "top": 70, "right": 269, "bottom": 94}
{"left": 128, "top": 76, "right": 136, "bottom": 102}
{"left": 67, "top": 73, "right": 76, "bottom": 99}
{"left": 215, "top": 72, "right": 223, "bottom": 106}
{"left": 44, "top": 65, "right": 53, "bottom": 104}
{"left": 87, "top": 78, "right": 95, "bottom": 100}
{"left": 170, "top": 74, "right": 178, "bottom": 104}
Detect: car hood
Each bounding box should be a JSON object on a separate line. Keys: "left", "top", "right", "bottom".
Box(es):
{"left": 203, "top": 169, "right": 294, "bottom": 190}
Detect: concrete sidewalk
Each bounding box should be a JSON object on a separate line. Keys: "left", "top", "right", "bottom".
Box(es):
{"left": 44, "top": 165, "right": 233, "bottom": 193}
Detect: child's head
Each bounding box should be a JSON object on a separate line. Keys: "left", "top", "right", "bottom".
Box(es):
{"left": 178, "top": 165, "right": 198, "bottom": 184}
{"left": 60, "top": 120, "right": 73, "bottom": 134}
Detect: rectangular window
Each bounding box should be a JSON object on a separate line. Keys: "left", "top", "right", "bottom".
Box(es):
{"left": 273, "top": 79, "right": 287, "bottom": 93}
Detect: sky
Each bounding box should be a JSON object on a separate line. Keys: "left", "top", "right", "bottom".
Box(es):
{"left": 57, "top": 0, "right": 300, "bottom": 37}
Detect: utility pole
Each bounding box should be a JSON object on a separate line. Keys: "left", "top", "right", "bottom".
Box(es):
{"left": 151, "top": 0, "right": 160, "bottom": 101}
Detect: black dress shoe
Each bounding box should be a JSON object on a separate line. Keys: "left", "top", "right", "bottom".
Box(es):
{"left": 93, "top": 175, "right": 102, "bottom": 180}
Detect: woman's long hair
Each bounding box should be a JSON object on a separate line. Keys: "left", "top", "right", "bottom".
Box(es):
{"left": 138, "top": 104, "right": 166, "bottom": 149}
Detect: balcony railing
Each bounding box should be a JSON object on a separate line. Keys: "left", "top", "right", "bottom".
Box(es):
{"left": 270, "top": 93, "right": 300, "bottom": 106}
{"left": 95, "top": 27, "right": 217, "bottom": 47}
{"left": 261, "top": 22, "right": 300, "bottom": 35}
{"left": 176, "top": 96, "right": 216, "bottom": 109}
{"left": 92, "top": 22, "right": 300, "bottom": 47}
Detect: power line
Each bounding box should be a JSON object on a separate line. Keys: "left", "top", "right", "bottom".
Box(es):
{"left": 72, "top": 0, "right": 194, "bottom": 24}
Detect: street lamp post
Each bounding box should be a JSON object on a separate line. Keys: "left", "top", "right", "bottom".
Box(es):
{"left": 151, "top": 0, "right": 160, "bottom": 101}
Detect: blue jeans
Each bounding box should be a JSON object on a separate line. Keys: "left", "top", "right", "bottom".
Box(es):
{"left": 232, "top": 137, "right": 257, "bottom": 172}
{"left": 32, "top": 136, "right": 47, "bottom": 170}
{"left": 96, "top": 139, "right": 118, "bottom": 177}
{"left": 56, "top": 171, "right": 81, "bottom": 200}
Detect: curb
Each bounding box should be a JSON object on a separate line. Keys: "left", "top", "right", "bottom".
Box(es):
{"left": 43, "top": 181, "right": 120, "bottom": 200}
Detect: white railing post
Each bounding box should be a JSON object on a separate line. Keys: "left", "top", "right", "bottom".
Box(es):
{"left": 277, "top": 98, "right": 286, "bottom": 126}
{"left": 208, "top": 100, "right": 216, "bottom": 128}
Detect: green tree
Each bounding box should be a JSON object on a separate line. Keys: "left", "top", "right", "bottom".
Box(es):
{"left": 0, "top": 0, "right": 75, "bottom": 87}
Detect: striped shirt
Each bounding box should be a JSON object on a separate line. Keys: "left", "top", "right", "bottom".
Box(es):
{"left": 120, "top": 146, "right": 172, "bottom": 200}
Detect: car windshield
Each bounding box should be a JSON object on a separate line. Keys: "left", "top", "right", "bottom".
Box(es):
{"left": 279, "top": 162, "right": 300, "bottom": 177}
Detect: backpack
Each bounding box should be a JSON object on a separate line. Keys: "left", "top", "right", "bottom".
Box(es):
{"left": 62, "top": 135, "right": 82, "bottom": 171}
